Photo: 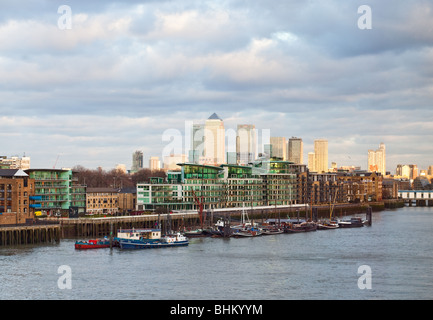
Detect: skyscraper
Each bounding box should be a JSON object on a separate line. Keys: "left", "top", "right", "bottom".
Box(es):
{"left": 189, "top": 123, "right": 205, "bottom": 163}
{"left": 308, "top": 152, "right": 316, "bottom": 172}
{"left": 314, "top": 139, "right": 328, "bottom": 173}
{"left": 131, "top": 150, "right": 143, "bottom": 172}
{"left": 149, "top": 156, "right": 161, "bottom": 171}
{"left": 204, "top": 113, "right": 225, "bottom": 165}
{"left": 368, "top": 143, "right": 386, "bottom": 175}
{"left": 270, "top": 137, "right": 287, "bottom": 160}
{"left": 236, "top": 124, "right": 257, "bottom": 165}
{"left": 288, "top": 137, "right": 303, "bottom": 164}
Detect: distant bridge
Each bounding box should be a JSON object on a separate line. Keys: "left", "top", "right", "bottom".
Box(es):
{"left": 398, "top": 190, "right": 433, "bottom": 206}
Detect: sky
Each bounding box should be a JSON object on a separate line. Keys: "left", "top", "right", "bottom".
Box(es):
{"left": 1, "top": 0, "right": 433, "bottom": 172}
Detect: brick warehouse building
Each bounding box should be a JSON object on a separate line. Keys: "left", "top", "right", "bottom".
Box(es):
{"left": 0, "top": 169, "right": 35, "bottom": 225}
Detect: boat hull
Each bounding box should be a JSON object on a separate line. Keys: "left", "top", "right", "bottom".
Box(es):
{"left": 317, "top": 225, "right": 339, "bottom": 230}
{"left": 317, "top": 223, "right": 339, "bottom": 230}
{"left": 261, "top": 229, "right": 284, "bottom": 235}
{"left": 284, "top": 223, "right": 317, "bottom": 233}
{"left": 338, "top": 218, "right": 365, "bottom": 228}
{"left": 184, "top": 229, "right": 209, "bottom": 237}
{"left": 231, "top": 231, "right": 260, "bottom": 237}
{"left": 75, "top": 241, "right": 111, "bottom": 249}
{"left": 338, "top": 222, "right": 364, "bottom": 228}
{"left": 119, "top": 240, "right": 189, "bottom": 249}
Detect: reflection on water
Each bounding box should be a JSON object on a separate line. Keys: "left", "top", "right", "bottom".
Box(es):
{"left": 1, "top": 206, "right": 432, "bottom": 300}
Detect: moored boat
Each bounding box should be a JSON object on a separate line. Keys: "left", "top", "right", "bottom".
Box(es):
{"left": 183, "top": 228, "right": 207, "bottom": 237}
{"left": 284, "top": 221, "right": 317, "bottom": 233}
{"left": 261, "top": 225, "right": 284, "bottom": 235}
{"left": 337, "top": 217, "right": 365, "bottom": 228}
{"left": 317, "top": 189, "right": 340, "bottom": 230}
{"left": 317, "top": 220, "right": 339, "bottom": 230}
{"left": 118, "top": 229, "right": 189, "bottom": 249}
{"left": 231, "top": 227, "right": 262, "bottom": 237}
{"left": 75, "top": 238, "right": 111, "bottom": 249}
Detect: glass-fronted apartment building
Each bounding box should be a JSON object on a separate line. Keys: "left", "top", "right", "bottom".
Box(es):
{"left": 25, "top": 169, "right": 86, "bottom": 216}
{"left": 136, "top": 161, "right": 299, "bottom": 212}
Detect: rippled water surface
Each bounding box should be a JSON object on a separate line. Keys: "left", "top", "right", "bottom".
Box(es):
{"left": 1, "top": 206, "right": 433, "bottom": 300}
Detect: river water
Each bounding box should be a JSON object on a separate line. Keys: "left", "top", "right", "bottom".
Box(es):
{"left": 1, "top": 206, "right": 432, "bottom": 300}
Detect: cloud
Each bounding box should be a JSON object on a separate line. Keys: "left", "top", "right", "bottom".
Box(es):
{"left": 0, "top": 1, "right": 432, "bottom": 171}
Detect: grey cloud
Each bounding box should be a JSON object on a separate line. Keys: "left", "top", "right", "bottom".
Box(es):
{"left": 0, "top": 0, "right": 432, "bottom": 169}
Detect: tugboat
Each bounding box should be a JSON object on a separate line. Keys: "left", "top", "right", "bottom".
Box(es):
{"left": 117, "top": 228, "right": 189, "bottom": 249}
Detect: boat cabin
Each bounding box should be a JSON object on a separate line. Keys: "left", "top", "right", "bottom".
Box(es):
{"left": 117, "top": 228, "right": 161, "bottom": 240}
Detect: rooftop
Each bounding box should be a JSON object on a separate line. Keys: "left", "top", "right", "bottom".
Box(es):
{"left": 208, "top": 113, "right": 222, "bottom": 121}
{"left": 0, "top": 169, "right": 29, "bottom": 178}
{"left": 87, "top": 187, "right": 118, "bottom": 193}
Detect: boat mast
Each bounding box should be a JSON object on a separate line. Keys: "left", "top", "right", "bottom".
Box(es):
{"left": 330, "top": 188, "right": 338, "bottom": 220}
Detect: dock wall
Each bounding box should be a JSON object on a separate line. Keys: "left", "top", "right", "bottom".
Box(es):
{"left": 59, "top": 212, "right": 201, "bottom": 238}
{"left": 0, "top": 225, "right": 60, "bottom": 246}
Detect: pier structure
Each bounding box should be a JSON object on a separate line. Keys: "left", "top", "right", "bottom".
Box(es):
{"left": 0, "top": 224, "right": 60, "bottom": 246}
{"left": 58, "top": 212, "right": 201, "bottom": 238}
{"left": 398, "top": 190, "right": 433, "bottom": 207}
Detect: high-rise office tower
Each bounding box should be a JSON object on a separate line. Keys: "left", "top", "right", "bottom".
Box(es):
{"left": 189, "top": 123, "right": 205, "bottom": 163}
{"left": 163, "top": 154, "right": 188, "bottom": 170}
{"left": 270, "top": 137, "right": 287, "bottom": 160}
{"left": 368, "top": 143, "right": 386, "bottom": 175}
{"left": 314, "top": 139, "right": 328, "bottom": 173}
{"left": 204, "top": 113, "right": 225, "bottom": 165}
{"left": 396, "top": 164, "right": 417, "bottom": 179}
{"left": 288, "top": 137, "right": 303, "bottom": 164}
{"left": 0, "top": 156, "right": 31, "bottom": 170}
{"left": 308, "top": 152, "right": 316, "bottom": 172}
{"left": 236, "top": 124, "right": 257, "bottom": 165}
{"left": 149, "top": 156, "right": 161, "bottom": 171}
{"left": 131, "top": 150, "right": 143, "bottom": 172}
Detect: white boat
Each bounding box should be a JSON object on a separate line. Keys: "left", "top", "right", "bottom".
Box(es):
{"left": 115, "top": 228, "right": 161, "bottom": 244}
{"left": 117, "top": 229, "right": 189, "bottom": 249}
{"left": 317, "top": 221, "right": 339, "bottom": 230}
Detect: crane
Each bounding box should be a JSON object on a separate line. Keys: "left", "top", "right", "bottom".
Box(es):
{"left": 53, "top": 154, "right": 60, "bottom": 169}
{"left": 191, "top": 189, "right": 205, "bottom": 230}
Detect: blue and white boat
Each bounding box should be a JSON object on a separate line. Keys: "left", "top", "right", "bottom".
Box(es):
{"left": 117, "top": 228, "right": 189, "bottom": 249}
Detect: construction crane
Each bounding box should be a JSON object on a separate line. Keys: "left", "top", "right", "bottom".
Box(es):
{"left": 191, "top": 190, "right": 205, "bottom": 230}
{"left": 53, "top": 154, "right": 60, "bottom": 169}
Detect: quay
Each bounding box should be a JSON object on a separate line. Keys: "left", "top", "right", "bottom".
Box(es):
{"left": 0, "top": 201, "right": 396, "bottom": 246}
{"left": 0, "top": 224, "right": 60, "bottom": 246}
{"left": 398, "top": 190, "right": 433, "bottom": 207}
{"left": 58, "top": 212, "right": 200, "bottom": 238}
